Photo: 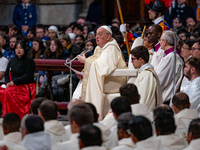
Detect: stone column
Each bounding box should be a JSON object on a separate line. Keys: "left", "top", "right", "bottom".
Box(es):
{"left": 78, "top": 0, "right": 91, "bottom": 18}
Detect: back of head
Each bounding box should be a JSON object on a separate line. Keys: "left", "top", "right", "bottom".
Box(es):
{"left": 3, "top": 113, "right": 20, "bottom": 134}
{"left": 153, "top": 104, "right": 174, "bottom": 118}
{"left": 31, "top": 97, "right": 47, "bottom": 115}
{"left": 25, "top": 115, "right": 44, "bottom": 133}
{"left": 68, "top": 103, "right": 94, "bottom": 127}
{"left": 172, "top": 92, "right": 190, "bottom": 111}
{"left": 155, "top": 112, "right": 176, "bottom": 135}
{"left": 85, "top": 103, "right": 98, "bottom": 122}
{"left": 129, "top": 116, "right": 152, "bottom": 141}
{"left": 118, "top": 112, "right": 134, "bottom": 133}
{"left": 153, "top": 24, "right": 163, "bottom": 35}
{"left": 188, "top": 118, "right": 200, "bottom": 139}
{"left": 79, "top": 124, "right": 102, "bottom": 147}
{"left": 186, "top": 57, "right": 200, "bottom": 75}
{"left": 162, "top": 30, "right": 175, "bottom": 46}
{"left": 120, "top": 83, "right": 139, "bottom": 104}
{"left": 111, "top": 96, "right": 132, "bottom": 117}
{"left": 39, "top": 100, "right": 58, "bottom": 121}
{"left": 131, "top": 46, "right": 149, "bottom": 63}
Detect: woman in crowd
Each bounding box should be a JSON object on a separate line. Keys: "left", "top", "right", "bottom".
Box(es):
{"left": 29, "top": 37, "right": 45, "bottom": 59}
{"left": 58, "top": 34, "right": 72, "bottom": 59}
{"left": 0, "top": 40, "right": 36, "bottom": 119}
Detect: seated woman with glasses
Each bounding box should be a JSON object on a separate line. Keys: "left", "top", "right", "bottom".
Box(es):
{"left": 0, "top": 40, "right": 36, "bottom": 119}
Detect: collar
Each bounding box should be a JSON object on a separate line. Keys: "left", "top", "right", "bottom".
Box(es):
{"left": 153, "top": 15, "right": 164, "bottom": 25}
{"left": 139, "top": 63, "right": 154, "bottom": 72}
{"left": 22, "top": 3, "right": 29, "bottom": 9}
{"left": 185, "top": 55, "right": 192, "bottom": 62}
{"left": 178, "top": 4, "right": 185, "bottom": 9}
{"left": 164, "top": 47, "right": 181, "bottom": 57}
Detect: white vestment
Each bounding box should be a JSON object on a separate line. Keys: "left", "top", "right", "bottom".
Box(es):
{"left": 93, "top": 122, "right": 117, "bottom": 149}
{"left": 52, "top": 133, "right": 79, "bottom": 150}
{"left": 135, "top": 63, "right": 163, "bottom": 111}
{"left": 74, "top": 38, "right": 127, "bottom": 120}
{"left": 151, "top": 46, "right": 165, "bottom": 69}
{"left": 44, "top": 120, "right": 68, "bottom": 146}
{"left": 175, "top": 109, "right": 199, "bottom": 139}
{"left": 149, "top": 48, "right": 154, "bottom": 64}
{"left": 156, "top": 134, "right": 187, "bottom": 150}
{"left": 0, "top": 132, "right": 27, "bottom": 150}
{"left": 134, "top": 136, "right": 161, "bottom": 150}
{"left": 111, "top": 137, "right": 135, "bottom": 150}
{"left": 183, "top": 138, "right": 200, "bottom": 150}
{"left": 81, "top": 146, "right": 108, "bottom": 150}
{"left": 155, "top": 51, "right": 184, "bottom": 101}
{"left": 181, "top": 76, "right": 200, "bottom": 116}
{"left": 180, "top": 77, "right": 191, "bottom": 92}
{"left": 0, "top": 118, "right": 4, "bottom": 140}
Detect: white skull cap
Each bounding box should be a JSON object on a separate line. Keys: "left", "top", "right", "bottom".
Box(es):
{"left": 101, "top": 25, "right": 112, "bottom": 35}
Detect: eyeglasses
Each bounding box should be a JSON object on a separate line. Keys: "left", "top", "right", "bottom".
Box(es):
{"left": 191, "top": 47, "right": 200, "bottom": 51}
{"left": 131, "top": 57, "right": 138, "bottom": 61}
{"left": 181, "top": 46, "right": 189, "bottom": 50}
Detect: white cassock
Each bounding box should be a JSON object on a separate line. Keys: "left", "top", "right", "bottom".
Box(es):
{"left": 44, "top": 120, "right": 68, "bottom": 146}
{"left": 0, "top": 132, "right": 27, "bottom": 150}
{"left": 111, "top": 138, "right": 135, "bottom": 150}
{"left": 183, "top": 138, "right": 200, "bottom": 150}
{"left": 155, "top": 49, "right": 184, "bottom": 101}
{"left": 135, "top": 63, "right": 163, "bottom": 111}
{"left": 156, "top": 134, "right": 187, "bottom": 150}
{"left": 175, "top": 109, "right": 199, "bottom": 139}
{"left": 100, "top": 113, "right": 117, "bottom": 129}
{"left": 93, "top": 122, "right": 117, "bottom": 149}
{"left": 78, "top": 38, "right": 127, "bottom": 120}
{"left": 134, "top": 136, "right": 161, "bottom": 150}
{"left": 148, "top": 48, "right": 154, "bottom": 64}
{"left": 52, "top": 133, "right": 79, "bottom": 150}
{"left": 181, "top": 76, "right": 200, "bottom": 116}
{"left": 81, "top": 146, "right": 108, "bottom": 150}
{"left": 180, "top": 77, "right": 191, "bottom": 92}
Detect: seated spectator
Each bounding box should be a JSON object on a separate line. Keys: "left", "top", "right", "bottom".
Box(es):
{"left": 7, "top": 24, "right": 18, "bottom": 38}
{"left": 184, "top": 118, "right": 200, "bottom": 150}
{"left": 190, "top": 38, "right": 200, "bottom": 58}
{"left": 111, "top": 112, "right": 135, "bottom": 150}
{"left": 22, "top": 115, "right": 51, "bottom": 150}
{"left": 75, "top": 34, "right": 85, "bottom": 44}
{"left": 58, "top": 34, "right": 72, "bottom": 59}
{"left": 26, "top": 27, "right": 36, "bottom": 49}
{"left": 36, "top": 24, "right": 48, "bottom": 42}
{"left": 29, "top": 37, "right": 45, "bottom": 59}
{"left": 129, "top": 116, "right": 160, "bottom": 149}
{"left": 0, "top": 113, "right": 26, "bottom": 150}
{"left": 48, "top": 25, "right": 59, "bottom": 40}
{"left": 79, "top": 124, "right": 107, "bottom": 150}
{"left": 53, "top": 103, "right": 94, "bottom": 150}
{"left": 0, "top": 40, "right": 35, "bottom": 119}
{"left": 3, "top": 35, "right": 18, "bottom": 59}
{"left": 73, "top": 24, "right": 83, "bottom": 36}
{"left": 172, "top": 92, "right": 199, "bottom": 139}
{"left": 84, "top": 39, "right": 96, "bottom": 58}
{"left": 38, "top": 100, "right": 68, "bottom": 146}
{"left": 155, "top": 112, "right": 187, "bottom": 149}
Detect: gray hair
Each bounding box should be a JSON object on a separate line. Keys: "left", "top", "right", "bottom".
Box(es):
{"left": 162, "top": 30, "right": 175, "bottom": 46}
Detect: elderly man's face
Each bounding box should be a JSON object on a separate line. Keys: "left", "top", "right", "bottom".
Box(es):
{"left": 96, "top": 27, "right": 111, "bottom": 47}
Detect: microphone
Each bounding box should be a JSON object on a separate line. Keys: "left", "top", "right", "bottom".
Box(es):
{"left": 65, "top": 46, "right": 94, "bottom": 64}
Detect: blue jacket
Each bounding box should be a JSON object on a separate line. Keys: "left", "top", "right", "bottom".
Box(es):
{"left": 13, "top": 3, "right": 37, "bottom": 29}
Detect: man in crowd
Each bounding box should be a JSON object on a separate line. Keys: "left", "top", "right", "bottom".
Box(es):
{"left": 191, "top": 39, "right": 200, "bottom": 58}
{"left": 155, "top": 30, "right": 184, "bottom": 101}
{"left": 131, "top": 46, "right": 162, "bottom": 111}
{"left": 181, "top": 57, "right": 200, "bottom": 116}
{"left": 76, "top": 25, "right": 127, "bottom": 120}
{"left": 3, "top": 35, "right": 17, "bottom": 59}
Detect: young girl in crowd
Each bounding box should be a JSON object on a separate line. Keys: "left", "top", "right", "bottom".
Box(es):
{"left": 29, "top": 37, "right": 45, "bottom": 59}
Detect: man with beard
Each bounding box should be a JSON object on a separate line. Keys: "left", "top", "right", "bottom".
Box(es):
{"left": 3, "top": 35, "right": 17, "bottom": 59}
{"left": 181, "top": 57, "right": 200, "bottom": 116}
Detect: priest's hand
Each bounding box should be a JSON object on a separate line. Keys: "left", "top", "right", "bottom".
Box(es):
{"left": 6, "top": 81, "right": 14, "bottom": 88}
{"left": 77, "top": 54, "right": 86, "bottom": 64}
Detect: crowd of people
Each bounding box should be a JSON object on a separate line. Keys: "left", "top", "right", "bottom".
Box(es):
{"left": 0, "top": 0, "right": 200, "bottom": 149}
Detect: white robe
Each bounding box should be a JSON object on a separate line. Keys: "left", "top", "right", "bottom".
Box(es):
{"left": 135, "top": 63, "right": 163, "bottom": 111}
{"left": 151, "top": 47, "right": 165, "bottom": 69}
{"left": 156, "top": 134, "right": 187, "bottom": 150}
{"left": 181, "top": 76, "right": 200, "bottom": 116}
{"left": 0, "top": 132, "right": 27, "bottom": 150}
{"left": 111, "top": 138, "right": 135, "bottom": 150}
{"left": 175, "top": 109, "right": 199, "bottom": 139}
{"left": 84, "top": 38, "right": 127, "bottom": 120}
{"left": 81, "top": 146, "right": 108, "bottom": 150}
{"left": 44, "top": 120, "right": 68, "bottom": 146}
{"left": 155, "top": 52, "right": 184, "bottom": 101}
{"left": 0, "top": 118, "right": 4, "bottom": 140}
{"left": 134, "top": 137, "right": 161, "bottom": 150}
{"left": 183, "top": 138, "right": 200, "bottom": 150}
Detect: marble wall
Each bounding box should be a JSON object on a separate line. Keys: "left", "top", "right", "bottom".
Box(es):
{"left": 0, "top": 0, "right": 84, "bottom": 26}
